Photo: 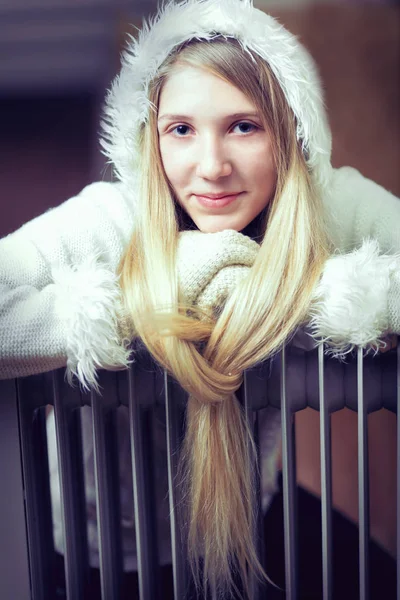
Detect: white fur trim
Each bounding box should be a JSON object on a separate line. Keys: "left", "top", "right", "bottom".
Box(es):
{"left": 100, "top": 0, "right": 333, "bottom": 196}
{"left": 309, "top": 239, "right": 400, "bottom": 357}
{"left": 52, "top": 255, "right": 133, "bottom": 393}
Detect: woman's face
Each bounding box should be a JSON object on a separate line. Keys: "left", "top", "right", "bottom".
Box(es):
{"left": 157, "top": 65, "right": 277, "bottom": 233}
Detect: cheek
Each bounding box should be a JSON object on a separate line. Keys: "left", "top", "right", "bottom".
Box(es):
{"left": 250, "top": 149, "right": 276, "bottom": 190}
{"left": 159, "top": 141, "right": 188, "bottom": 188}
{"left": 242, "top": 138, "right": 274, "bottom": 169}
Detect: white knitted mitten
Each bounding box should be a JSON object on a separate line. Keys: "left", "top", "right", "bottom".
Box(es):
{"left": 177, "top": 229, "right": 259, "bottom": 313}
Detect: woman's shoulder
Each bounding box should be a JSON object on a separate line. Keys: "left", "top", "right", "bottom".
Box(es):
{"left": 4, "top": 179, "right": 136, "bottom": 272}
{"left": 323, "top": 166, "right": 400, "bottom": 253}
{"left": 35, "top": 180, "right": 135, "bottom": 233}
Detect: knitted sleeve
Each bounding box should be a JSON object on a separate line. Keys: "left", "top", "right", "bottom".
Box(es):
{"left": 325, "top": 166, "right": 400, "bottom": 255}
{"left": 0, "top": 181, "right": 134, "bottom": 390}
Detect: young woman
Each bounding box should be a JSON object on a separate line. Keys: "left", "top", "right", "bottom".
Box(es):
{"left": 1, "top": 1, "right": 399, "bottom": 598}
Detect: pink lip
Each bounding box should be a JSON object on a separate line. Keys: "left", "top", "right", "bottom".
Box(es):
{"left": 196, "top": 192, "right": 240, "bottom": 199}
{"left": 194, "top": 193, "right": 242, "bottom": 208}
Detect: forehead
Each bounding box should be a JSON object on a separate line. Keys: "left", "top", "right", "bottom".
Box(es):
{"left": 158, "top": 64, "right": 257, "bottom": 116}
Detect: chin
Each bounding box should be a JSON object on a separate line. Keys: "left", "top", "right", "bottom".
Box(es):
{"left": 195, "top": 216, "right": 247, "bottom": 234}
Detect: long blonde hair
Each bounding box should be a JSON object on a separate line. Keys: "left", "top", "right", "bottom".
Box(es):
{"left": 118, "top": 37, "right": 330, "bottom": 599}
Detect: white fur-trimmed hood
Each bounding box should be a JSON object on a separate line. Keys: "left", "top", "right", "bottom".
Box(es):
{"left": 100, "top": 0, "right": 332, "bottom": 196}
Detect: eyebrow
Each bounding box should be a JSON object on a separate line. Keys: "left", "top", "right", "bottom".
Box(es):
{"left": 157, "top": 111, "right": 261, "bottom": 122}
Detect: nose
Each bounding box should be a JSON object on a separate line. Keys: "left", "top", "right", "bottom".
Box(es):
{"left": 195, "top": 135, "right": 232, "bottom": 180}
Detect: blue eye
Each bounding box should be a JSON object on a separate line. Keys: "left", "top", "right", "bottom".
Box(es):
{"left": 171, "top": 124, "right": 191, "bottom": 136}
{"left": 233, "top": 122, "right": 257, "bottom": 134}
{"left": 169, "top": 121, "right": 258, "bottom": 137}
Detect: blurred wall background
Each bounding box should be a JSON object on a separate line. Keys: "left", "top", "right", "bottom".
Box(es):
{"left": 0, "top": 0, "right": 399, "bottom": 561}
{"left": 1, "top": 0, "right": 399, "bottom": 238}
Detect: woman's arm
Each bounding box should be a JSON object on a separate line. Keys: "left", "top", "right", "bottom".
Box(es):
{"left": 0, "top": 181, "right": 135, "bottom": 390}
{"left": 335, "top": 166, "right": 400, "bottom": 336}
{"left": 311, "top": 167, "right": 400, "bottom": 352}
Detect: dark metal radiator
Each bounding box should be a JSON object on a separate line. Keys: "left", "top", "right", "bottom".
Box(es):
{"left": 0, "top": 343, "right": 398, "bottom": 599}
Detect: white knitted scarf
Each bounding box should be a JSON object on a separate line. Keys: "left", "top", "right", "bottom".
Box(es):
{"left": 177, "top": 229, "right": 259, "bottom": 314}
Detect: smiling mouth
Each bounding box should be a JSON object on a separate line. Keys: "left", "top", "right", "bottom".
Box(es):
{"left": 194, "top": 192, "right": 242, "bottom": 208}
{"left": 195, "top": 192, "right": 241, "bottom": 199}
